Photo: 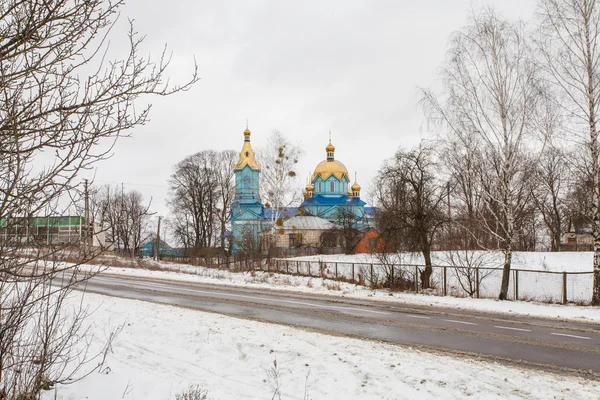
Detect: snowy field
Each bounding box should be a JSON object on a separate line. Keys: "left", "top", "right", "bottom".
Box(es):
{"left": 45, "top": 292, "right": 600, "bottom": 400}
{"left": 276, "top": 251, "right": 595, "bottom": 304}
{"left": 84, "top": 261, "right": 600, "bottom": 323}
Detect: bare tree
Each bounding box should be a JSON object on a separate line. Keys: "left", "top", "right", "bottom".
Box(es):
{"left": 214, "top": 150, "right": 237, "bottom": 253}
{"left": 331, "top": 207, "right": 362, "bottom": 254}
{"left": 421, "top": 8, "right": 539, "bottom": 299}
{"left": 0, "top": 0, "right": 197, "bottom": 397}
{"left": 259, "top": 131, "right": 304, "bottom": 240}
{"left": 374, "top": 142, "right": 447, "bottom": 289}
{"left": 537, "top": 0, "right": 600, "bottom": 304}
{"left": 168, "top": 150, "right": 237, "bottom": 255}
{"left": 93, "top": 184, "right": 153, "bottom": 256}
{"left": 440, "top": 131, "right": 489, "bottom": 249}
{"left": 440, "top": 250, "right": 499, "bottom": 297}
{"left": 168, "top": 151, "right": 220, "bottom": 252}
{"left": 532, "top": 146, "right": 571, "bottom": 251}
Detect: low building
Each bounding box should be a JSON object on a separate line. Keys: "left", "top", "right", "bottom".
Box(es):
{"left": 260, "top": 215, "right": 346, "bottom": 255}
{"left": 0, "top": 216, "right": 106, "bottom": 248}
{"left": 140, "top": 239, "right": 181, "bottom": 258}
{"left": 560, "top": 231, "right": 594, "bottom": 251}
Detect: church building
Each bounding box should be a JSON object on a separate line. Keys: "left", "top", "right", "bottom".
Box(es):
{"left": 230, "top": 126, "right": 367, "bottom": 254}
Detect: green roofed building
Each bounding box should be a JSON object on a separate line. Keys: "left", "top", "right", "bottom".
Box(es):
{"left": 0, "top": 216, "right": 106, "bottom": 247}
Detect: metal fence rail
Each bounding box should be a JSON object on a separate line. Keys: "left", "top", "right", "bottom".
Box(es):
{"left": 157, "top": 255, "right": 595, "bottom": 305}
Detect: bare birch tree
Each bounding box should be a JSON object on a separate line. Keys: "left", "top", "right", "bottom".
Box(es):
{"left": 0, "top": 0, "right": 197, "bottom": 397}
{"left": 537, "top": 0, "right": 600, "bottom": 304}
{"left": 421, "top": 8, "right": 539, "bottom": 299}
{"left": 259, "top": 131, "right": 304, "bottom": 240}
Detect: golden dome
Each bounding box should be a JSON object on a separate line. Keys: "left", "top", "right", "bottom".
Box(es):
{"left": 312, "top": 159, "right": 349, "bottom": 181}
{"left": 351, "top": 181, "right": 361, "bottom": 192}
{"left": 244, "top": 127, "right": 251, "bottom": 136}
{"left": 306, "top": 182, "right": 314, "bottom": 191}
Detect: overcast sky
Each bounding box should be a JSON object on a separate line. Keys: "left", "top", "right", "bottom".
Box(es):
{"left": 82, "top": 0, "right": 538, "bottom": 218}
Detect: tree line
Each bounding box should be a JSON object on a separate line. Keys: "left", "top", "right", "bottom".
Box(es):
{"left": 374, "top": 2, "right": 600, "bottom": 304}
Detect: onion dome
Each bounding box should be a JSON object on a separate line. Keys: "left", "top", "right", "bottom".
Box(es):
{"left": 326, "top": 140, "right": 335, "bottom": 153}
{"left": 351, "top": 173, "right": 361, "bottom": 197}
{"left": 304, "top": 181, "right": 314, "bottom": 199}
{"left": 311, "top": 159, "right": 349, "bottom": 181}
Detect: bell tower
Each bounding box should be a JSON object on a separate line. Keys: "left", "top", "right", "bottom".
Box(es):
{"left": 230, "top": 124, "right": 265, "bottom": 253}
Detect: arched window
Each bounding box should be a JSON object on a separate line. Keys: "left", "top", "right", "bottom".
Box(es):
{"left": 330, "top": 181, "right": 335, "bottom": 192}
{"left": 318, "top": 182, "right": 322, "bottom": 192}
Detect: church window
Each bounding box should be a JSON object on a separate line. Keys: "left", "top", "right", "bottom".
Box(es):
{"left": 245, "top": 151, "right": 249, "bottom": 157}
{"left": 318, "top": 182, "right": 322, "bottom": 192}
{"left": 330, "top": 181, "right": 335, "bottom": 192}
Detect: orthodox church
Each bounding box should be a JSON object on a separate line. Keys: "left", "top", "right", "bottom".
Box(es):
{"left": 230, "top": 126, "right": 367, "bottom": 253}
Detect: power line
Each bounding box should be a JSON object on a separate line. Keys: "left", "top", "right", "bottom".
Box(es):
{"left": 91, "top": 179, "right": 168, "bottom": 189}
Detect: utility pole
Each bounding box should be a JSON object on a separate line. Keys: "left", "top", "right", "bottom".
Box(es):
{"left": 84, "top": 179, "right": 90, "bottom": 257}
{"left": 447, "top": 181, "right": 451, "bottom": 249}
{"left": 155, "top": 216, "right": 161, "bottom": 261}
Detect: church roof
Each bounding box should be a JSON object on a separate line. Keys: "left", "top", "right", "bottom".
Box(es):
{"left": 302, "top": 195, "right": 366, "bottom": 206}
{"left": 281, "top": 216, "right": 336, "bottom": 230}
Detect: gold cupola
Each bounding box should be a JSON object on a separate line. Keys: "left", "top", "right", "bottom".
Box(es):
{"left": 304, "top": 178, "right": 315, "bottom": 199}
{"left": 234, "top": 123, "right": 261, "bottom": 171}
{"left": 351, "top": 173, "right": 361, "bottom": 197}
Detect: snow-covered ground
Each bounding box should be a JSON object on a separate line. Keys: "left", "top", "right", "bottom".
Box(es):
{"left": 82, "top": 259, "right": 600, "bottom": 323}
{"left": 288, "top": 251, "right": 594, "bottom": 272}
{"left": 276, "top": 251, "right": 595, "bottom": 303}
{"left": 46, "top": 292, "right": 600, "bottom": 400}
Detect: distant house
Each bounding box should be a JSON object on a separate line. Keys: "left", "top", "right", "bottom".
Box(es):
{"left": 560, "top": 232, "right": 593, "bottom": 251}
{"left": 140, "top": 239, "right": 181, "bottom": 258}
{"left": 353, "top": 228, "right": 386, "bottom": 254}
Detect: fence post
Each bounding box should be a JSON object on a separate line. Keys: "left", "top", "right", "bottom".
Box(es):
{"left": 515, "top": 270, "right": 519, "bottom": 301}
{"left": 443, "top": 266, "right": 447, "bottom": 296}
{"left": 352, "top": 263, "right": 355, "bottom": 283}
{"left": 370, "top": 264, "right": 374, "bottom": 286}
{"left": 414, "top": 266, "right": 419, "bottom": 292}
{"left": 286, "top": 261, "right": 289, "bottom": 274}
{"left": 562, "top": 272, "right": 567, "bottom": 305}
{"left": 308, "top": 263, "right": 311, "bottom": 277}
{"left": 296, "top": 261, "right": 299, "bottom": 274}
{"left": 475, "top": 268, "right": 480, "bottom": 299}
{"left": 335, "top": 263, "right": 338, "bottom": 279}
{"left": 390, "top": 265, "right": 394, "bottom": 290}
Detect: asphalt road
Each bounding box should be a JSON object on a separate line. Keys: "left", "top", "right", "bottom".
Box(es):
{"left": 74, "top": 273, "right": 600, "bottom": 376}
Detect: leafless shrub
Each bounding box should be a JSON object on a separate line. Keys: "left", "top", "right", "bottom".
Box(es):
{"left": 441, "top": 251, "right": 499, "bottom": 297}
{"left": 266, "top": 358, "right": 282, "bottom": 400}
{"left": 175, "top": 384, "right": 210, "bottom": 400}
